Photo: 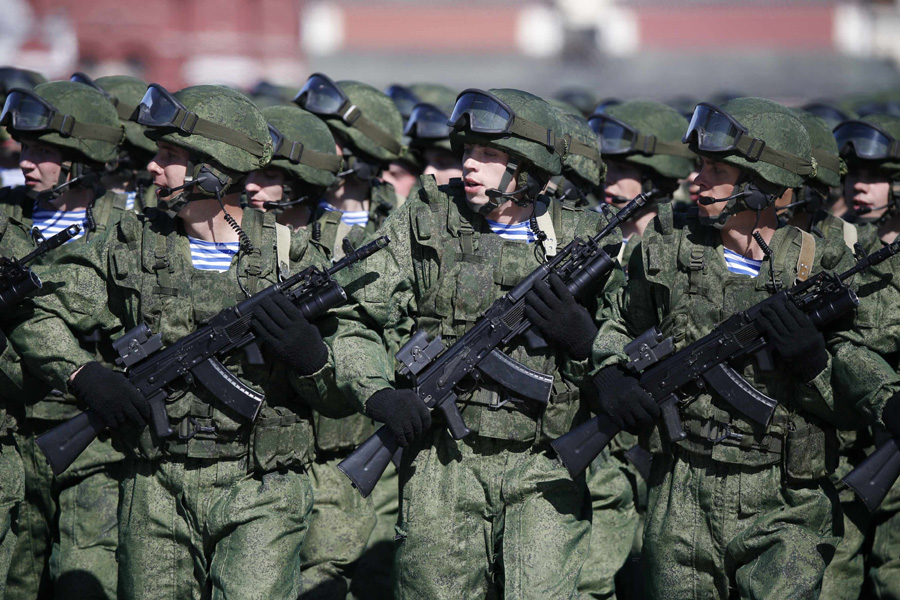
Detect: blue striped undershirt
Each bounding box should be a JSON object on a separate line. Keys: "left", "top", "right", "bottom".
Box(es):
{"left": 723, "top": 247, "right": 763, "bottom": 277}
{"left": 125, "top": 191, "right": 136, "bottom": 211}
{"left": 188, "top": 237, "right": 239, "bottom": 272}
{"left": 31, "top": 202, "right": 87, "bottom": 242}
{"left": 319, "top": 201, "right": 369, "bottom": 227}
{"left": 486, "top": 218, "right": 535, "bottom": 243}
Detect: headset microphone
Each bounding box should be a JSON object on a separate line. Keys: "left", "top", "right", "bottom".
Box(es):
{"left": 855, "top": 203, "right": 890, "bottom": 215}
{"left": 604, "top": 194, "right": 630, "bottom": 204}
{"left": 36, "top": 171, "right": 99, "bottom": 203}
{"left": 485, "top": 185, "right": 528, "bottom": 200}
{"left": 697, "top": 190, "right": 750, "bottom": 206}
{"left": 262, "top": 196, "right": 309, "bottom": 210}
{"left": 156, "top": 182, "right": 193, "bottom": 197}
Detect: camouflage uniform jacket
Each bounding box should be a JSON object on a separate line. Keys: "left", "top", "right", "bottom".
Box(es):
{"left": 7, "top": 207, "right": 341, "bottom": 469}
{"left": 329, "top": 175, "right": 625, "bottom": 445}
{"left": 616, "top": 203, "right": 855, "bottom": 471}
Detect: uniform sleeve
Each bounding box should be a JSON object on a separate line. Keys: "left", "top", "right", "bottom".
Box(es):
{"left": 326, "top": 201, "right": 419, "bottom": 412}
{"left": 5, "top": 227, "right": 122, "bottom": 391}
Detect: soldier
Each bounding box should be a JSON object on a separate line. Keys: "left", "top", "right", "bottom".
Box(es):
{"left": 71, "top": 73, "right": 160, "bottom": 212}
{"left": 0, "top": 79, "right": 131, "bottom": 599}
{"left": 588, "top": 100, "right": 696, "bottom": 268}
{"left": 328, "top": 88, "right": 623, "bottom": 598}
{"left": 244, "top": 104, "right": 342, "bottom": 231}
{"left": 403, "top": 101, "right": 462, "bottom": 187}
{"left": 0, "top": 213, "right": 39, "bottom": 598}
{"left": 6, "top": 83, "right": 337, "bottom": 598}
{"left": 0, "top": 68, "right": 45, "bottom": 188}
{"left": 550, "top": 107, "right": 606, "bottom": 211}
{"left": 295, "top": 74, "right": 404, "bottom": 259}
{"left": 828, "top": 113, "right": 900, "bottom": 599}
{"left": 596, "top": 98, "right": 854, "bottom": 598}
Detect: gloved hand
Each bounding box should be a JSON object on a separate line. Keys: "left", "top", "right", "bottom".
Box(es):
{"left": 365, "top": 388, "right": 431, "bottom": 448}
{"left": 524, "top": 273, "right": 598, "bottom": 360}
{"left": 68, "top": 362, "right": 150, "bottom": 430}
{"left": 590, "top": 364, "right": 660, "bottom": 433}
{"left": 250, "top": 293, "right": 328, "bottom": 376}
{"left": 756, "top": 296, "right": 828, "bottom": 382}
{"left": 881, "top": 391, "right": 900, "bottom": 440}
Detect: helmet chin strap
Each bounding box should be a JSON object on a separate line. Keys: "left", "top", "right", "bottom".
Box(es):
{"left": 474, "top": 158, "right": 521, "bottom": 216}
{"left": 854, "top": 180, "right": 900, "bottom": 225}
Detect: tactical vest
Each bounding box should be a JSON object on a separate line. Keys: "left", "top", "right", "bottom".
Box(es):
{"left": 639, "top": 203, "right": 838, "bottom": 476}
{"left": 311, "top": 180, "right": 395, "bottom": 261}
{"left": 109, "top": 208, "right": 314, "bottom": 470}
{"left": 382, "top": 176, "right": 611, "bottom": 444}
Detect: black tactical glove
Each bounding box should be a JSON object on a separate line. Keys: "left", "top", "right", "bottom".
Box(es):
{"left": 881, "top": 391, "right": 900, "bottom": 440}
{"left": 756, "top": 296, "right": 828, "bottom": 383}
{"left": 591, "top": 364, "right": 660, "bottom": 434}
{"left": 250, "top": 293, "right": 328, "bottom": 376}
{"left": 524, "top": 273, "right": 598, "bottom": 360}
{"left": 68, "top": 362, "right": 151, "bottom": 430}
{"left": 365, "top": 388, "right": 431, "bottom": 448}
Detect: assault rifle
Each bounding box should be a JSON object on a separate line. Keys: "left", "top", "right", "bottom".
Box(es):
{"left": 338, "top": 190, "right": 661, "bottom": 498}
{"left": 35, "top": 236, "right": 390, "bottom": 475}
{"left": 551, "top": 240, "right": 900, "bottom": 478}
{"left": 0, "top": 225, "right": 81, "bottom": 311}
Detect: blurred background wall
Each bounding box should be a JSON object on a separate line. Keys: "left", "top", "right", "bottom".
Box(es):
{"left": 2, "top": 0, "right": 899, "bottom": 103}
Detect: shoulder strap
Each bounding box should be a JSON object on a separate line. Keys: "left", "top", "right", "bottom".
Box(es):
{"left": 841, "top": 218, "right": 858, "bottom": 250}
{"left": 535, "top": 210, "right": 557, "bottom": 257}
{"left": 275, "top": 222, "right": 291, "bottom": 278}
{"left": 794, "top": 229, "right": 816, "bottom": 282}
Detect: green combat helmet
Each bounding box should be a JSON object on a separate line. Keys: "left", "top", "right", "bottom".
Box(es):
{"left": 0, "top": 80, "right": 124, "bottom": 198}
{"left": 789, "top": 108, "right": 844, "bottom": 215}
{"left": 295, "top": 73, "right": 403, "bottom": 179}
{"left": 132, "top": 83, "right": 273, "bottom": 215}
{"left": 833, "top": 113, "right": 900, "bottom": 223}
{"left": 262, "top": 104, "right": 342, "bottom": 203}
{"left": 552, "top": 106, "right": 604, "bottom": 203}
{"left": 589, "top": 100, "right": 695, "bottom": 197}
{"left": 554, "top": 87, "right": 597, "bottom": 119}
{"left": 447, "top": 88, "right": 566, "bottom": 215}
{"left": 682, "top": 97, "right": 815, "bottom": 228}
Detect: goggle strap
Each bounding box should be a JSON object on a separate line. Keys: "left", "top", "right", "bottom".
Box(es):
{"left": 46, "top": 113, "right": 124, "bottom": 145}
{"left": 632, "top": 132, "right": 695, "bottom": 159}
{"left": 508, "top": 116, "right": 561, "bottom": 153}
{"left": 115, "top": 102, "right": 137, "bottom": 122}
{"left": 564, "top": 136, "right": 601, "bottom": 164}
{"left": 734, "top": 135, "right": 814, "bottom": 176}
{"left": 161, "top": 108, "right": 267, "bottom": 158}
{"left": 341, "top": 109, "right": 402, "bottom": 156}
{"left": 810, "top": 148, "right": 842, "bottom": 176}
{"left": 277, "top": 140, "right": 342, "bottom": 172}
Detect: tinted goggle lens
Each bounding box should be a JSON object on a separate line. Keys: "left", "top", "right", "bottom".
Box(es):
{"left": 804, "top": 105, "right": 848, "bottom": 130}
{"left": 386, "top": 85, "right": 420, "bottom": 119}
{"left": 0, "top": 90, "right": 54, "bottom": 130}
{"left": 588, "top": 116, "right": 636, "bottom": 154}
{"left": 683, "top": 105, "right": 742, "bottom": 151}
{"left": 404, "top": 103, "right": 451, "bottom": 139}
{"left": 295, "top": 75, "right": 346, "bottom": 115}
{"left": 834, "top": 122, "right": 895, "bottom": 160}
{"left": 448, "top": 92, "right": 512, "bottom": 134}
{"left": 268, "top": 124, "right": 285, "bottom": 155}
{"left": 136, "top": 86, "right": 183, "bottom": 127}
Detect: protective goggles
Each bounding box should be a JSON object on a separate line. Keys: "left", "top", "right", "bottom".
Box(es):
{"left": 0, "top": 88, "right": 123, "bottom": 144}
{"left": 385, "top": 84, "right": 421, "bottom": 120}
{"left": 683, "top": 102, "right": 814, "bottom": 175}
{"left": 267, "top": 124, "right": 342, "bottom": 173}
{"left": 447, "top": 89, "right": 567, "bottom": 155}
{"left": 801, "top": 103, "right": 850, "bottom": 130}
{"left": 70, "top": 72, "right": 137, "bottom": 121}
{"left": 587, "top": 113, "right": 694, "bottom": 158}
{"left": 133, "top": 84, "right": 267, "bottom": 158}
{"left": 833, "top": 120, "right": 900, "bottom": 161}
{"left": 403, "top": 102, "right": 451, "bottom": 140}
{"left": 294, "top": 73, "right": 402, "bottom": 155}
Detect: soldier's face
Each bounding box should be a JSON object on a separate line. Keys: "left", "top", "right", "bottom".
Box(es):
{"left": 694, "top": 157, "right": 742, "bottom": 218}
{"left": 423, "top": 147, "right": 462, "bottom": 186}
{"left": 461, "top": 143, "right": 514, "bottom": 206}
{"left": 380, "top": 161, "right": 418, "bottom": 198}
{"left": 604, "top": 160, "right": 643, "bottom": 205}
{"left": 244, "top": 169, "right": 285, "bottom": 209}
{"left": 147, "top": 141, "right": 189, "bottom": 201}
{"left": 845, "top": 166, "right": 891, "bottom": 220}
{"left": 19, "top": 140, "right": 63, "bottom": 192}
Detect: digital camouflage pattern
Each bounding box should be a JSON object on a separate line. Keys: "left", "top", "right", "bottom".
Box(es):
{"left": 325, "top": 81, "right": 403, "bottom": 164}
{"left": 6, "top": 207, "right": 344, "bottom": 597}
{"left": 608, "top": 202, "right": 856, "bottom": 598}
{"left": 327, "top": 175, "right": 624, "bottom": 598}
{"left": 94, "top": 75, "right": 159, "bottom": 156}
{"left": 262, "top": 105, "right": 340, "bottom": 190}
{"left": 0, "top": 185, "right": 135, "bottom": 600}
{"left": 602, "top": 101, "right": 694, "bottom": 182}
